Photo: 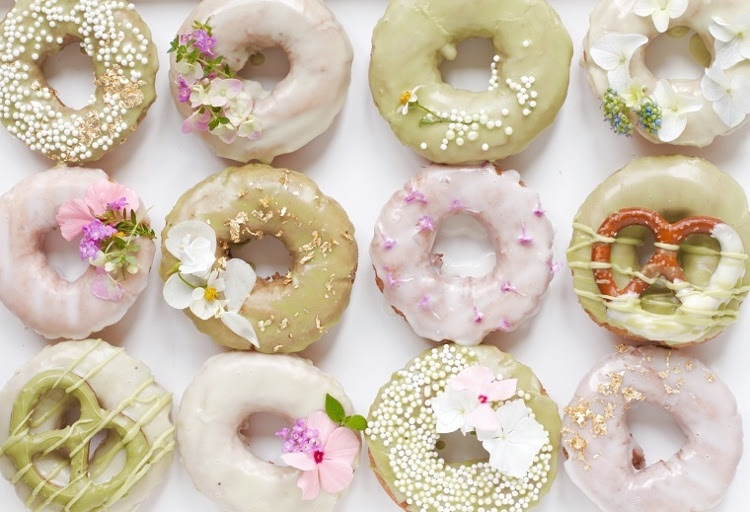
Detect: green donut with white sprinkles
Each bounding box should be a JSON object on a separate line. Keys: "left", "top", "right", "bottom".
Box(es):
{"left": 0, "top": 0, "right": 158, "bottom": 163}
{"left": 370, "top": 0, "right": 573, "bottom": 164}
{"left": 366, "top": 344, "right": 561, "bottom": 512}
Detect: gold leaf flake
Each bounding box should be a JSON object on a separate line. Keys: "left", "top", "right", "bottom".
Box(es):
{"left": 564, "top": 400, "right": 592, "bottom": 427}
{"left": 592, "top": 414, "right": 608, "bottom": 437}
{"left": 706, "top": 374, "right": 715, "bottom": 382}
{"left": 95, "top": 67, "right": 145, "bottom": 109}
{"left": 622, "top": 386, "right": 644, "bottom": 402}
{"left": 598, "top": 372, "right": 623, "bottom": 396}
{"left": 615, "top": 344, "right": 628, "bottom": 354}
{"left": 685, "top": 360, "right": 694, "bottom": 371}
{"left": 76, "top": 111, "right": 102, "bottom": 146}
{"left": 226, "top": 212, "right": 249, "bottom": 243}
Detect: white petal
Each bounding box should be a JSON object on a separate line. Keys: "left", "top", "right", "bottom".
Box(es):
{"left": 223, "top": 259, "right": 257, "bottom": 313}
{"left": 221, "top": 311, "right": 260, "bottom": 348}
{"left": 632, "top": 0, "right": 657, "bottom": 17}
{"left": 652, "top": 10, "right": 671, "bottom": 33}
{"left": 701, "top": 67, "right": 729, "bottom": 102}
{"left": 714, "top": 94, "right": 746, "bottom": 128}
{"left": 190, "top": 295, "right": 225, "bottom": 320}
{"left": 163, "top": 273, "right": 196, "bottom": 310}
{"left": 496, "top": 400, "right": 531, "bottom": 431}
{"left": 740, "top": 36, "right": 750, "bottom": 61}
{"left": 730, "top": 76, "right": 750, "bottom": 112}
{"left": 715, "top": 39, "right": 744, "bottom": 69}
{"left": 710, "top": 17, "right": 736, "bottom": 43}
{"left": 166, "top": 220, "right": 216, "bottom": 257}
{"left": 658, "top": 112, "right": 687, "bottom": 142}
{"left": 432, "top": 389, "right": 475, "bottom": 434}
{"left": 666, "top": 0, "right": 688, "bottom": 18}
{"left": 590, "top": 34, "right": 648, "bottom": 71}
{"left": 608, "top": 65, "right": 632, "bottom": 93}
{"left": 653, "top": 80, "right": 674, "bottom": 106}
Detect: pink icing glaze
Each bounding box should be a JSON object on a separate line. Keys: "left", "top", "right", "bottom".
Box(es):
{"left": 370, "top": 163, "right": 554, "bottom": 345}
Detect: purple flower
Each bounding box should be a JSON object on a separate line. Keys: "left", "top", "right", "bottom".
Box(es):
{"left": 385, "top": 272, "right": 402, "bottom": 288}
{"left": 533, "top": 202, "right": 545, "bottom": 217}
{"left": 518, "top": 223, "right": 533, "bottom": 246}
{"left": 179, "top": 33, "right": 191, "bottom": 45}
{"left": 548, "top": 259, "right": 562, "bottom": 274}
{"left": 417, "top": 215, "right": 435, "bottom": 232}
{"left": 191, "top": 29, "right": 216, "bottom": 57}
{"left": 277, "top": 418, "right": 322, "bottom": 454}
{"left": 418, "top": 295, "right": 431, "bottom": 310}
{"left": 381, "top": 231, "right": 396, "bottom": 250}
{"left": 501, "top": 281, "right": 521, "bottom": 294}
{"left": 450, "top": 199, "right": 465, "bottom": 211}
{"left": 177, "top": 75, "right": 191, "bottom": 103}
{"left": 107, "top": 196, "right": 128, "bottom": 211}
{"left": 79, "top": 219, "right": 117, "bottom": 260}
{"left": 473, "top": 306, "right": 484, "bottom": 323}
{"left": 404, "top": 189, "right": 427, "bottom": 205}
{"left": 498, "top": 319, "right": 511, "bottom": 332}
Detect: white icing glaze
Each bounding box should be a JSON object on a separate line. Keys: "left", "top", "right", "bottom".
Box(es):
{"left": 606, "top": 222, "right": 746, "bottom": 342}
{"left": 563, "top": 346, "right": 743, "bottom": 512}
{"left": 0, "top": 167, "right": 155, "bottom": 340}
{"left": 0, "top": 339, "right": 175, "bottom": 512}
{"left": 583, "top": 0, "right": 750, "bottom": 146}
{"left": 177, "top": 352, "right": 358, "bottom": 512}
{"left": 169, "top": 0, "right": 353, "bottom": 163}
{"left": 370, "top": 163, "right": 554, "bottom": 345}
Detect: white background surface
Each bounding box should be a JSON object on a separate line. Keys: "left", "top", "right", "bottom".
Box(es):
{"left": 0, "top": 0, "right": 748, "bottom": 511}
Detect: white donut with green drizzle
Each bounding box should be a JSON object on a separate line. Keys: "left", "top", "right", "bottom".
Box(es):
{"left": 0, "top": 339, "right": 175, "bottom": 512}
{"left": 370, "top": 163, "right": 554, "bottom": 345}
{"left": 563, "top": 346, "right": 742, "bottom": 512}
{"left": 584, "top": 0, "right": 750, "bottom": 146}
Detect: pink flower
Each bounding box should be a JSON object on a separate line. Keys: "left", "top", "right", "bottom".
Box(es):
{"left": 182, "top": 109, "right": 211, "bottom": 134}
{"left": 518, "top": 223, "right": 533, "bottom": 245}
{"left": 417, "top": 215, "right": 435, "bottom": 232}
{"left": 282, "top": 411, "right": 360, "bottom": 500}
{"left": 92, "top": 271, "right": 124, "bottom": 301}
{"left": 206, "top": 78, "right": 243, "bottom": 108}
{"left": 452, "top": 366, "right": 517, "bottom": 431}
{"left": 84, "top": 180, "right": 139, "bottom": 216}
{"left": 56, "top": 198, "right": 95, "bottom": 241}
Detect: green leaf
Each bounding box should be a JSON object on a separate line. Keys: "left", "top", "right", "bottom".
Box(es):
{"left": 343, "top": 415, "right": 368, "bottom": 431}
{"left": 325, "top": 394, "right": 346, "bottom": 424}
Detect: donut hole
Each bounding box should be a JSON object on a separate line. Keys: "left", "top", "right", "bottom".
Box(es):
{"left": 439, "top": 38, "right": 498, "bottom": 93}
{"left": 435, "top": 430, "right": 489, "bottom": 463}
{"left": 678, "top": 233, "right": 721, "bottom": 287}
{"left": 26, "top": 390, "right": 80, "bottom": 434}
{"left": 42, "top": 40, "right": 97, "bottom": 109}
{"left": 237, "top": 412, "right": 291, "bottom": 465}
{"left": 236, "top": 47, "right": 291, "bottom": 92}
{"left": 626, "top": 401, "right": 686, "bottom": 468}
{"left": 32, "top": 450, "right": 72, "bottom": 487}
{"left": 87, "top": 429, "right": 127, "bottom": 484}
{"left": 43, "top": 229, "right": 89, "bottom": 282}
{"left": 431, "top": 214, "right": 496, "bottom": 278}
{"left": 645, "top": 28, "right": 708, "bottom": 81}
{"left": 229, "top": 236, "right": 294, "bottom": 280}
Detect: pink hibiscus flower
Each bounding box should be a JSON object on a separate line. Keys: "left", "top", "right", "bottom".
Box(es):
{"left": 56, "top": 181, "right": 140, "bottom": 241}
{"left": 281, "top": 411, "right": 360, "bottom": 500}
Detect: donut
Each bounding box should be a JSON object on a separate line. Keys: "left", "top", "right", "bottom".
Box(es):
{"left": 178, "top": 351, "right": 362, "bottom": 512}
{"left": 370, "top": 163, "right": 554, "bottom": 345}
{"left": 160, "top": 163, "right": 357, "bottom": 353}
{"left": 562, "top": 346, "right": 742, "bottom": 512}
{"left": 567, "top": 155, "right": 750, "bottom": 347}
{"left": 0, "top": 167, "right": 155, "bottom": 340}
{"left": 366, "top": 344, "right": 561, "bottom": 512}
{"left": 583, "top": 0, "right": 750, "bottom": 146}
{"left": 369, "top": 0, "right": 572, "bottom": 164}
{"left": 0, "top": 339, "right": 175, "bottom": 511}
{"left": 0, "top": 0, "right": 158, "bottom": 163}
{"left": 168, "top": 0, "right": 353, "bottom": 163}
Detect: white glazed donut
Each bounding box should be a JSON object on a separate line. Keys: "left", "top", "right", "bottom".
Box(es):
{"left": 562, "top": 346, "right": 743, "bottom": 512}
{"left": 169, "top": 0, "right": 353, "bottom": 162}
{"left": 583, "top": 0, "right": 750, "bottom": 146}
{"left": 0, "top": 339, "right": 175, "bottom": 512}
{"left": 178, "top": 352, "right": 361, "bottom": 512}
{"left": 0, "top": 168, "right": 156, "bottom": 340}
{"left": 370, "top": 163, "right": 554, "bottom": 345}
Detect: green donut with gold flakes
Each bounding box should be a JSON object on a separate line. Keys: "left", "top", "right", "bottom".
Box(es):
{"left": 366, "top": 344, "right": 561, "bottom": 512}
{"left": 369, "top": 0, "right": 572, "bottom": 164}
{"left": 0, "top": 0, "right": 158, "bottom": 163}
{"left": 160, "top": 164, "right": 358, "bottom": 353}
{"left": 567, "top": 155, "right": 750, "bottom": 347}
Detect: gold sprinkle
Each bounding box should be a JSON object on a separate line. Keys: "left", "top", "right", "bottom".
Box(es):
{"left": 564, "top": 400, "right": 592, "bottom": 427}
{"left": 215, "top": 256, "right": 228, "bottom": 270}
{"left": 257, "top": 317, "right": 274, "bottom": 332}
{"left": 568, "top": 434, "right": 588, "bottom": 457}
{"left": 238, "top": 191, "right": 248, "bottom": 199}
{"left": 300, "top": 252, "right": 314, "bottom": 265}
{"left": 279, "top": 172, "right": 289, "bottom": 186}
{"left": 657, "top": 371, "right": 669, "bottom": 380}
{"left": 226, "top": 212, "right": 249, "bottom": 243}
{"left": 598, "top": 372, "right": 623, "bottom": 396}
{"left": 664, "top": 384, "right": 680, "bottom": 395}
{"left": 251, "top": 209, "right": 273, "bottom": 223}
{"left": 95, "top": 67, "right": 145, "bottom": 109}
{"left": 76, "top": 111, "right": 102, "bottom": 146}
{"left": 315, "top": 316, "right": 322, "bottom": 331}
{"left": 31, "top": 80, "right": 42, "bottom": 91}
{"left": 615, "top": 344, "right": 628, "bottom": 354}
{"left": 279, "top": 318, "right": 289, "bottom": 330}
{"left": 622, "top": 386, "right": 645, "bottom": 402}
{"left": 275, "top": 231, "right": 283, "bottom": 238}
{"left": 259, "top": 196, "right": 271, "bottom": 208}
{"left": 273, "top": 345, "right": 283, "bottom": 353}
{"left": 604, "top": 402, "right": 616, "bottom": 418}
{"left": 341, "top": 231, "right": 353, "bottom": 241}
{"left": 592, "top": 414, "right": 608, "bottom": 437}
{"left": 706, "top": 374, "right": 715, "bottom": 383}
{"left": 686, "top": 361, "right": 694, "bottom": 371}
{"left": 279, "top": 207, "right": 288, "bottom": 217}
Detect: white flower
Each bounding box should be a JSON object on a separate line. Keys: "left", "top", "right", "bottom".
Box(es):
{"left": 398, "top": 86, "right": 421, "bottom": 115}
{"left": 590, "top": 34, "right": 649, "bottom": 92}
{"left": 189, "top": 270, "right": 227, "bottom": 319}
{"left": 189, "top": 83, "right": 211, "bottom": 109}
{"left": 431, "top": 388, "right": 482, "bottom": 434}
{"left": 165, "top": 220, "right": 216, "bottom": 277}
{"left": 710, "top": 16, "right": 750, "bottom": 69}
{"left": 476, "top": 400, "right": 548, "bottom": 479}
{"left": 174, "top": 60, "right": 204, "bottom": 85}
{"left": 701, "top": 65, "right": 750, "bottom": 128}
{"left": 633, "top": 0, "right": 688, "bottom": 33}
{"left": 226, "top": 90, "right": 254, "bottom": 126}
{"left": 653, "top": 80, "right": 702, "bottom": 142}
{"left": 238, "top": 117, "right": 262, "bottom": 140}
{"left": 206, "top": 78, "right": 243, "bottom": 108}
{"left": 210, "top": 122, "right": 237, "bottom": 144}
{"left": 619, "top": 77, "right": 648, "bottom": 108}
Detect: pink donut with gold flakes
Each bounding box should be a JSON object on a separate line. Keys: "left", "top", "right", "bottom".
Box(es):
{"left": 370, "top": 163, "right": 554, "bottom": 345}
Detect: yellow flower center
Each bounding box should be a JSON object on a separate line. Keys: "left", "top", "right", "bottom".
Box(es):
{"left": 203, "top": 286, "right": 218, "bottom": 301}
{"left": 116, "top": 231, "right": 125, "bottom": 238}
{"left": 400, "top": 91, "right": 412, "bottom": 105}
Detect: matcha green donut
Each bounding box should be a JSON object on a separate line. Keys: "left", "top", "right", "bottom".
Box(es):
{"left": 369, "top": 0, "right": 572, "bottom": 164}
{"left": 366, "top": 344, "right": 561, "bottom": 512}
{"left": 567, "top": 156, "right": 750, "bottom": 347}
{"left": 0, "top": 0, "right": 158, "bottom": 163}
{"left": 160, "top": 164, "right": 358, "bottom": 353}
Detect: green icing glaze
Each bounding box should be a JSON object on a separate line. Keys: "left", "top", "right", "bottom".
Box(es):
{"left": 1, "top": 371, "right": 151, "bottom": 511}
{"left": 370, "top": 0, "right": 572, "bottom": 164}
{"left": 0, "top": 0, "right": 159, "bottom": 163}
{"left": 159, "top": 164, "right": 358, "bottom": 353}
{"left": 567, "top": 156, "right": 750, "bottom": 346}
{"left": 366, "top": 344, "right": 561, "bottom": 512}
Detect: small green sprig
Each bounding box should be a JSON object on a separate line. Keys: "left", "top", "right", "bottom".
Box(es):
{"left": 168, "top": 20, "right": 233, "bottom": 79}
{"left": 99, "top": 209, "right": 155, "bottom": 278}
{"left": 325, "top": 394, "right": 368, "bottom": 431}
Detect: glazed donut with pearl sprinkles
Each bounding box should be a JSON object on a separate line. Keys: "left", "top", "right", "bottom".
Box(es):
{"left": 0, "top": 0, "right": 158, "bottom": 162}
{"left": 563, "top": 346, "right": 743, "bottom": 512}
{"left": 366, "top": 344, "right": 561, "bottom": 512}
{"left": 370, "top": 163, "right": 554, "bottom": 345}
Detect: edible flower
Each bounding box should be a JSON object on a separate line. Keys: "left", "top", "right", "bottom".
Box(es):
{"left": 398, "top": 86, "right": 422, "bottom": 115}
{"left": 653, "top": 79, "right": 702, "bottom": 142}
{"left": 633, "top": 0, "right": 688, "bottom": 33}
{"left": 590, "top": 33, "right": 648, "bottom": 92}
{"left": 709, "top": 15, "right": 750, "bottom": 69}
{"left": 700, "top": 64, "right": 750, "bottom": 128}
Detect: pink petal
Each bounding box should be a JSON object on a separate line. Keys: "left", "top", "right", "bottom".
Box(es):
{"left": 182, "top": 109, "right": 211, "bottom": 134}
{"left": 85, "top": 180, "right": 139, "bottom": 215}
{"left": 281, "top": 452, "right": 316, "bottom": 471}
{"left": 306, "top": 411, "right": 338, "bottom": 445}
{"left": 466, "top": 404, "right": 502, "bottom": 432}
{"left": 318, "top": 459, "right": 354, "bottom": 495}
{"left": 323, "top": 427, "right": 360, "bottom": 465}
{"left": 486, "top": 378, "right": 518, "bottom": 402}
{"left": 451, "top": 366, "right": 494, "bottom": 394}
{"left": 56, "top": 198, "right": 94, "bottom": 241}
{"left": 297, "top": 469, "right": 321, "bottom": 500}
{"left": 91, "top": 274, "right": 124, "bottom": 302}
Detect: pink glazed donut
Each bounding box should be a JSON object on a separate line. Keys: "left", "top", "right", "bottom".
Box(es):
{"left": 562, "top": 346, "right": 743, "bottom": 512}
{"left": 370, "top": 163, "right": 554, "bottom": 345}
{"left": 0, "top": 167, "right": 155, "bottom": 340}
